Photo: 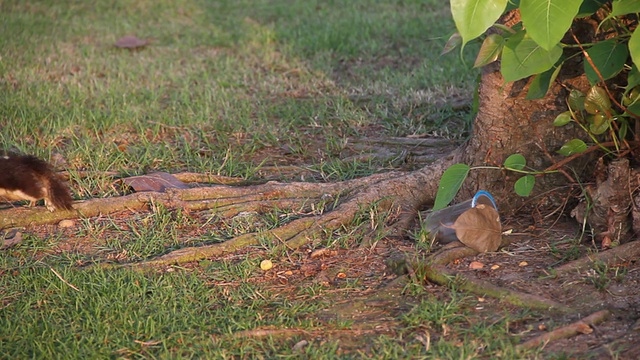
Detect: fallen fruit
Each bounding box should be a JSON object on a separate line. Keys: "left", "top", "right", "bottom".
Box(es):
{"left": 260, "top": 259, "right": 273, "bottom": 271}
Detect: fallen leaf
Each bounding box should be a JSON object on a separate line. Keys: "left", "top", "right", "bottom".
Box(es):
{"left": 292, "top": 340, "right": 308, "bottom": 352}
{"left": 58, "top": 219, "right": 75, "bottom": 228}
{"left": 491, "top": 265, "right": 500, "bottom": 270}
{"left": 122, "top": 172, "right": 190, "bottom": 192}
{"left": 114, "top": 35, "right": 148, "bottom": 49}
{"left": 310, "top": 248, "right": 338, "bottom": 258}
{"left": 449, "top": 204, "right": 502, "bottom": 252}
{"left": 519, "top": 261, "right": 528, "bottom": 267}
{"left": 1, "top": 229, "right": 23, "bottom": 249}
{"left": 469, "top": 261, "right": 484, "bottom": 269}
{"left": 442, "top": 323, "right": 451, "bottom": 336}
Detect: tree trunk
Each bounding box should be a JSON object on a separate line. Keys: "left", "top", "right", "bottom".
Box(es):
{"left": 453, "top": 61, "right": 591, "bottom": 215}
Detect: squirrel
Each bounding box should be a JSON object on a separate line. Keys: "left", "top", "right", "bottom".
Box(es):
{"left": 0, "top": 153, "right": 74, "bottom": 211}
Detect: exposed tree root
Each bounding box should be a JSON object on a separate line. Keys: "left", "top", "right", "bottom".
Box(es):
{"left": 516, "top": 309, "right": 611, "bottom": 351}
{"left": 232, "top": 327, "right": 388, "bottom": 338}
{"left": 427, "top": 243, "right": 480, "bottom": 265}
{"left": 231, "top": 328, "right": 311, "bottom": 338}
{"left": 131, "top": 167, "right": 445, "bottom": 267}
{"left": 229, "top": 327, "right": 388, "bottom": 340}
{"left": 554, "top": 240, "right": 640, "bottom": 276}
{"left": 172, "top": 172, "right": 257, "bottom": 185}
{"left": 410, "top": 259, "right": 572, "bottom": 313}
{"left": 0, "top": 172, "right": 398, "bottom": 229}
{"left": 1, "top": 157, "right": 448, "bottom": 268}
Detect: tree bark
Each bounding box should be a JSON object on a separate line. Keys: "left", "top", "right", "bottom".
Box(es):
{"left": 453, "top": 61, "right": 592, "bottom": 215}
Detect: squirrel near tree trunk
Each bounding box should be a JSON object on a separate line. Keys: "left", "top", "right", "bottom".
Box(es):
{"left": 0, "top": 152, "right": 73, "bottom": 211}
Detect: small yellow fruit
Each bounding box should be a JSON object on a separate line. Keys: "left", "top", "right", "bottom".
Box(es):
{"left": 260, "top": 259, "right": 273, "bottom": 271}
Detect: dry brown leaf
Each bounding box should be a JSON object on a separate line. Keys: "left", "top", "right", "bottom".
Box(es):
{"left": 121, "top": 172, "right": 190, "bottom": 192}
{"left": 310, "top": 248, "right": 338, "bottom": 258}
{"left": 58, "top": 219, "right": 75, "bottom": 228}
{"left": 450, "top": 204, "right": 502, "bottom": 252}
{"left": 1, "top": 229, "right": 23, "bottom": 249}
{"left": 292, "top": 340, "right": 309, "bottom": 352}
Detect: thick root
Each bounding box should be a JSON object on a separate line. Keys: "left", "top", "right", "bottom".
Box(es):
{"left": 410, "top": 259, "right": 572, "bottom": 313}
{"left": 132, "top": 167, "right": 445, "bottom": 267}
{"left": 554, "top": 240, "right": 640, "bottom": 275}
{"left": 516, "top": 310, "right": 611, "bottom": 351}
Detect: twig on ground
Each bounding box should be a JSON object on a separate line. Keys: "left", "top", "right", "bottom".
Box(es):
{"left": 48, "top": 266, "right": 80, "bottom": 292}
{"left": 517, "top": 309, "right": 610, "bottom": 351}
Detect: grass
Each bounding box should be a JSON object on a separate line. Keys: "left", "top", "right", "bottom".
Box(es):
{"left": 0, "top": 0, "right": 553, "bottom": 358}
{"left": 1, "top": 0, "right": 478, "bottom": 180}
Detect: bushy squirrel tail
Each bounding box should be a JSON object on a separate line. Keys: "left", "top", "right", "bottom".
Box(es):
{"left": 45, "top": 175, "right": 74, "bottom": 211}
{"left": 19, "top": 155, "right": 74, "bottom": 211}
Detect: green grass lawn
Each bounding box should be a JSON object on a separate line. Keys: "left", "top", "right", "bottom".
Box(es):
{"left": 0, "top": 0, "right": 549, "bottom": 358}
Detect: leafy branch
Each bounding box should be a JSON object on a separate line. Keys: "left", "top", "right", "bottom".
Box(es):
{"left": 437, "top": 1, "right": 640, "bottom": 207}
{"left": 433, "top": 154, "right": 553, "bottom": 210}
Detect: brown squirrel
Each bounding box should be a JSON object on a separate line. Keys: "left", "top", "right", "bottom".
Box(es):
{"left": 0, "top": 153, "right": 74, "bottom": 211}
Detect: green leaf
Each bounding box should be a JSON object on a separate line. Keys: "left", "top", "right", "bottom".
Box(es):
{"left": 474, "top": 34, "right": 505, "bottom": 68}
{"left": 520, "top": 0, "right": 582, "bottom": 51}
{"left": 557, "top": 139, "right": 588, "bottom": 156}
{"left": 433, "top": 163, "right": 470, "bottom": 211}
{"left": 568, "top": 89, "right": 586, "bottom": 112}
{"left": 503, "top": 154, "right": 526, "bottom": 170}
{"left": 584, "top": 39, "right": 629, "bottom": 85}
{"left": 577, "top": 0, "right": 607, "bottom": 17}
{"left": 585, "top": 85, "right": 612, "bottom": 113}
{"left": 589, "top": 118, "right": 610, "bottom": 135}
{"left": 630, "top": 28, "right": 640, "bottom": 70}
{"left": 525, "top": 62, "right": 562, "bottom": 99}
{"left": 610, "top": 0, "right": 640, "bottom": 16}
{"left": 514, "top": 175, "right": 536, "bottom": 196}
{"left": 553, "top": 111, "right": 573, "bottom": 126}
{"left": 441, "top": 33, "right": 462, "bottom": 56}
{"left": 627, "top": 65, "right": 640, "bottom": 90}
{"left": 501, "top": 33, "right": 563, "bottom": 82}
{"left": 619, "top": 119, "right": 628, "bottom": 140}
{"left": 625, "top": 100, "right": 640, "bottom": 117}
{"left": 450, "top": 0, "right": 509, "bottom": 46}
